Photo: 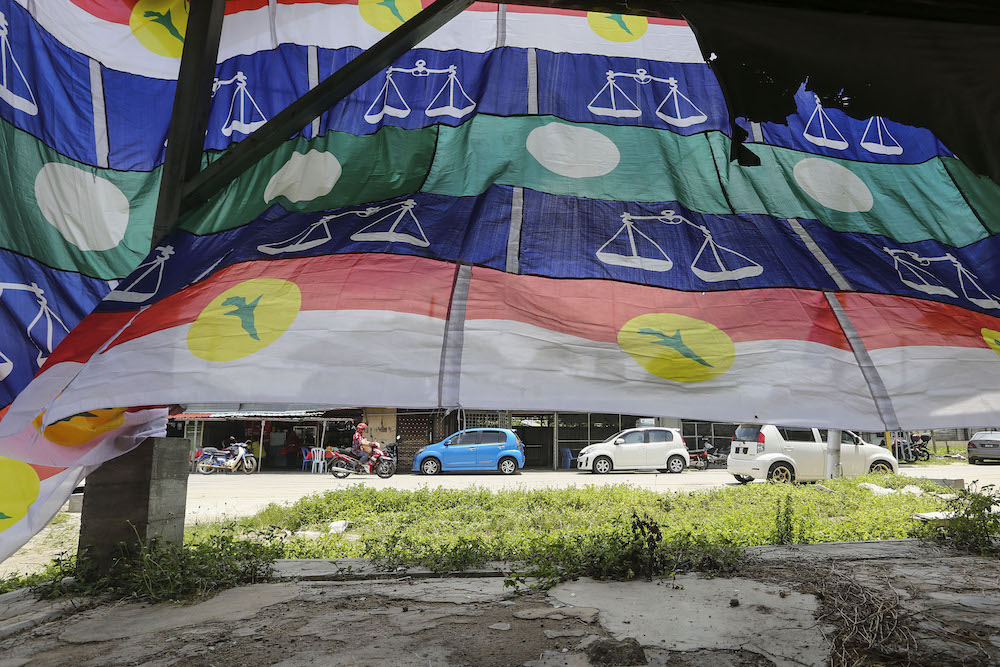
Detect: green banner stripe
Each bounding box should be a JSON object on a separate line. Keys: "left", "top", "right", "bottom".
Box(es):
{"left": 420, "top": 115, "right": 996, "bottom": 247}
{"left": 182, "top": 125, "right": 439, "bottom": 236}
{"left": 0, "top": 118, "right": 159, "bottom": 280}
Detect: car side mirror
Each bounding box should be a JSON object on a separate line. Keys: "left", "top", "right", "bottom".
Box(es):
{"left": 614, "top": 438, "right": 625, "bottom": 445}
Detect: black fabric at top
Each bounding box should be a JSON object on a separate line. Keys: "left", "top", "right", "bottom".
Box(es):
{"left": 680, "top": 0, "right": 1000, "bottom": 185}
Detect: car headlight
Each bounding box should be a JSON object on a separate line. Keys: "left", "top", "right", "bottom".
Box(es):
{"left": 416, "top": 447, "right": 426, "bottom": 455}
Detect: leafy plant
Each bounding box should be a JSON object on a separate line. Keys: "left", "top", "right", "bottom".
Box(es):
{"left": 920, "top": 483, "right": 1000, "bottom": 555}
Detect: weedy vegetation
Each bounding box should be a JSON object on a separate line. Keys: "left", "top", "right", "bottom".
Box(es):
{"left": 1, "top": 475, "right": 955, "bottom": 600}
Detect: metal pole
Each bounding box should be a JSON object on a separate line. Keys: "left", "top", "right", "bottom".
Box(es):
{"left": 825, "top": 428, "right": 842, "bottom": 479}
{"left": 181, "top": 0, "right": 474, "bottom": 211}
{"left": 149, "top": 0, "right": 226, "bottom": 249}
{"left": 258, "top": 419, "right": 266, "bottom": 470}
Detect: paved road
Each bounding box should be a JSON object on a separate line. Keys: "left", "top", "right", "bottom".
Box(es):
{"left": 184, "top": 462, "right": 996, "bottom": 523}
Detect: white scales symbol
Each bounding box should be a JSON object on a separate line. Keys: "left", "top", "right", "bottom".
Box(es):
{"left": 365, "top": 60, "right": 476, "bottom": 124}
{"left": 597, "top": 210, "right": 764, "bottom": 282}
{"left": 0, "top": 11, "right": 38, "bottom": 116}
{"left": 803, "top": 95, "right": 903, "bottom": 156}
{"left": 0, "top": 282, "right": 70, "bottom": 382}
{"left": 884, "top": 247, "right": 999, "bottom": 309}
{"left": 588, "top": 70, "right": 707, "bottom": 128}
{"left": 104, "top": 245, "right": 173, "bottom": 304}
{"left": 257, "top": 199, "right": 429, "bottom": 255}
{"left": 213, "top": 71, "right": 267, "bottom": 137}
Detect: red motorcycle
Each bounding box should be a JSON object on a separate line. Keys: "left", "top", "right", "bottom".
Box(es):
{"left": 328, "top": 438, "right": 397, "bottom": 479}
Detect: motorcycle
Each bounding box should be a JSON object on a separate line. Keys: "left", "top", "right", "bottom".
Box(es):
{"left": 329, "top": 436, "right": 398, "bottom": 479}
{"left": 195, "top": 439, "right": 257, "bottom": 474}
{"left": 688, "top": 439, "right": 727, "bottom": 470}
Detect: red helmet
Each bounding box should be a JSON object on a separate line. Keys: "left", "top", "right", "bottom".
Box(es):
{"left": 357, "top": 423, "right": 368, "bottom": 431}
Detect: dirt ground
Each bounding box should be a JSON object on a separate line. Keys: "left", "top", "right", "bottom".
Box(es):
{"left": 3, "top": 540, "right": 1000, "bottom": 666}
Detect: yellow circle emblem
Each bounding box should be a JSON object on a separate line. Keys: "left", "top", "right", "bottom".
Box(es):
{"left": 129, "top": 0, "right": 189, "bottom": 58}
{"left": 33, "top": 408, "right": 127, "bottom": 447}
{"left": 359, "top": 0, "right": 422, "bottom": 32}
{"left": 0, "top": 457, "right": 40, "bottom": 533}
{"left": 983, "top": 328, "right": 1000, "bottom": 357}
{"left": 587, "top": 12, "right": 648, "bottom": 42}
{"left": 188, "top": 279, "right": 302, "bottom": 362}
{"left": 619, "top": 313, "right": 735, "bottom": 383}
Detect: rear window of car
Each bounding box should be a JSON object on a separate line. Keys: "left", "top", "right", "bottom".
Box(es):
{"left": 480, "top": 431, "right": 507, "bottom": 444}
{"left": 734, "top": 425, "right": 761, "bottom": 441}
{"left": 778, "top": 427, "right": 817, "bottom": 442}
{"left": 972, "top": 432, "right": 1000, "bottom": 442}
{"left": 647, "top": 430, "right": 674, "bottom": 442}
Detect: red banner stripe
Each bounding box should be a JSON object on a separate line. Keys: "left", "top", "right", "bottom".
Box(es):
{"left": 838, "top": 293, "right": 1000, "bottom": 351}
{"left": 466, "top": 268, "right": 851, "bottom": 350}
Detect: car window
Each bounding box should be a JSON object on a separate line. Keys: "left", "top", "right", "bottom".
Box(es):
{"left": 818, "top": 430, "right": 858, "bottom": 444}
{"left": 621, "top": 431, "right": 645, "bottom": 444}
{"left": 480, "top": 431, "right": 506, "bottom": 444}
{"left": 734, "top": 425, "right": 761, "bottom": 441}
{"left": 778, "top": 427, "right": 816, "bottom": 443}
{"left": 647, "top": 430, "right": 674, "bottom": 442}
{"left": 452, "top": 431, "right": 481, "bottom": 445}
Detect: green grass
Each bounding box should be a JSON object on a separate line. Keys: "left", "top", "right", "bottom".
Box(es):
{"left": 1, "top": 475, "right": 953, "bottom": 599}
{"left": 187, "top": 474, "right": 949, "bottom": 564}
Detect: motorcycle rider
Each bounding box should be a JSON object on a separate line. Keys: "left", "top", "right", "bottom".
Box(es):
{"left": 352, "top": 423, "right": 373, "bottom": 473}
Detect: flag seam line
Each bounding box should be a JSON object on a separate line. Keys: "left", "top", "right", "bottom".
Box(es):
{"left": 825, "top": 292, "right": 900, "bottom": 430}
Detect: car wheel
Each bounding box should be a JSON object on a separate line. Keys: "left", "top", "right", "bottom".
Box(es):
{"left": 593, "top": 456, "right": 613, "bottom": 474}
{"left": 498, "top": 457, "right": 518, "bottom": 475}
{"left": 733, "top": 474, "right": 753, "bottom": 485}
{"left": 420, "top": 458, "right": 441, "bottom": 475}
{"left": 667, "top": 455, "right": 685, "bottom": 474}
{"left": 969, "top": 457, "right": 978, "bottom": 465}
{"left": 869, "top": 460, "right": 893, "bottom": 474}
{"left": 767, "top": 462, "right": 795, "bottom": 483}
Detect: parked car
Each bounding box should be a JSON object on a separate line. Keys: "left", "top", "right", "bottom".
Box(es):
{"left": 577, "top": 427, "right": 689, "bottom": 474}
{"left": 412, "top": 428, "right": 525, "bottom": 475}
{"left": 968, "top": 431, "right": 1000, "bottom": 464}
{"left": 727, "top": 425, "right": 897, "bottom": 483}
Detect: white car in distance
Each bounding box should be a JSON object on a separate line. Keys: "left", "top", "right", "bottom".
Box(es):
{"left": 727, "top": 424, "right": 898, "bottom": 483}
{"left": 578, "top": 427, "right": 690, "bottom": 474}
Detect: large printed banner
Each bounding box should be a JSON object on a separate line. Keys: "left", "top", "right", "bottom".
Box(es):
{"left": 1, "top": 0, "right": 999, "bottom": 561}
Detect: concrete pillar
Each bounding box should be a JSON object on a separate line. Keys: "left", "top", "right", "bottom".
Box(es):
{"left": 552, "top": 412, "right": 559, "bottom": 470}
{"left": 78, "top": 437, "right": 190, "bottom": 566}
{"left": 825, "top": 429, "right": 842, "bottom": 479}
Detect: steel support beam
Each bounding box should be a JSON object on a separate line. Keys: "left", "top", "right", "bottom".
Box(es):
{"left": 181, "top": 0, "right": 474, "bottom": 212}
{"left": 149, "top": 0, "right": 226, "bottom": 249}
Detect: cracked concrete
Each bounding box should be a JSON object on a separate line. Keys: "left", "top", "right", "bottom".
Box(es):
{"left": 4, "top": 541, "right": 1000, "bottom": 665}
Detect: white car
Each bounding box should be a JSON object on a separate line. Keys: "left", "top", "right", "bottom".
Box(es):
{"left": 727, "top": 424, "right": 898, "bottom": 483}
{"left": 578, "top": 427, "right": 690, "bottom": 474}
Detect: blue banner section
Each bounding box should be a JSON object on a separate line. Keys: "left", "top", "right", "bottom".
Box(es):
{"left": 97, "top": 188, "right": 514, "bottom": 312}
{"left": 317, "top": 47, "right": 528, "bottom": 138}
{"left": 517, "top": 190, "right": 838, "bottom": 292}
{"left": 205, "top": 43, "right": 310, "bottom": 152}
{"left": 536, "top": 51, "right": 729, "bottom": 136}
{"left": 0, "top": 0, "right": 96, "bottom": 166}
{"left": 738, "top": 84, "right": 954, "bottom": 165}
{"left": 799, "top": 218, "right": 1000, "bottom": 315}
{"left": 104, "top": 68, "right": 174, "bottom": 171}
{"left": 0, "top": 250, "right": 110, "bottom": 407}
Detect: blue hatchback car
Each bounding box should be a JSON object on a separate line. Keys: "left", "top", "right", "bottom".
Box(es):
{"left": 412, "top": 428, "right": 526, "bottom": 475}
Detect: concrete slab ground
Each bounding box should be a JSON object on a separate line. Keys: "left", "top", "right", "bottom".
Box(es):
{"left": 3, "top": 540, "right": 1000, "bottom": 666}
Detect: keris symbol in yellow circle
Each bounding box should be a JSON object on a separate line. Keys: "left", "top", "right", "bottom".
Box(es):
{"left": 0, "top": 457, "right": 39, "bottom": 533}
{"left": 359, "top": 0, "right": 422, "bottom": 32}
{"left": 130, "top": 0, "right": 189, "bottom": 58}
{"left": 33, "top": 408, "right": 127, "bottom": 447}
{"left": 983, "top": 328, "right": 1000, "bottom": 357}
{"left": 587, "top": 12, "right": 648, "bottom": 42}
{"left": 188, "top": 278, "right": 302, "bottom": 362}
{"left": 619, "top": 313, "right": 734, "bottom": 382}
